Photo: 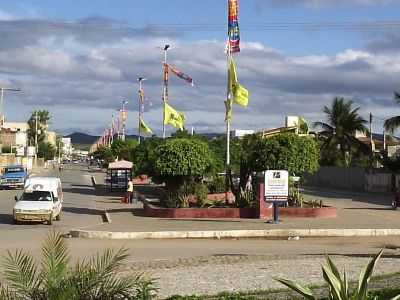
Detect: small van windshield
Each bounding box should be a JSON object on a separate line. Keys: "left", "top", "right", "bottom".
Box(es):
{"left": 5, "top": 167, "right": 24, "bottom": 173}
{"left": 21, "top": 191, "right": 52, "bottom": 202}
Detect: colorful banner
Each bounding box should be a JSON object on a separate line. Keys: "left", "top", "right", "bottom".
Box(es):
{"left": 228, "top": 0, "right": 240, "bottom": 53}
{"left": 167, "top": 64, "right": 194, "bottom": 86}
{"left": 164, "top": 102, "right": 185, "bottom": 130}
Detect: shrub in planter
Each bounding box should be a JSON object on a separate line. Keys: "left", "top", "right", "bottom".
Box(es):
{"left": 154, "top": 138, "right": 213, "bottom": 194}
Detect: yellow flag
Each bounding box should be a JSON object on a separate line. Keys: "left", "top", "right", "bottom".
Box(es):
{"left": 164, "top": 102, "right": 185, "bottom": 130}
{"left": 139, "top": 118, "right": 153, "bottom": 135}
{"left": 229, "top": 57, "right": 249, "bottom": 107}
{"left": 233, "top": 84, "right": 249, "bottom": 107}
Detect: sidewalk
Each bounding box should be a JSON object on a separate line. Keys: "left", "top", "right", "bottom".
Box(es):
{"left": 71, "top": 171, "right": 400, "bottom": 238}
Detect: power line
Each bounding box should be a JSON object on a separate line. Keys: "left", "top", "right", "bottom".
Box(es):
{"left": 3, "top": 20, "right": 400, "bottom": 33}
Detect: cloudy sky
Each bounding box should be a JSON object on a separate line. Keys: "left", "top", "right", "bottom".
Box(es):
{"left": 1, "top": 0, "right": 400, "bottom": 136}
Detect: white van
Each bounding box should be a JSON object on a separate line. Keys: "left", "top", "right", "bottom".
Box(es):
{"left": 13, "top": 177, "right": 63, "bottom": 225}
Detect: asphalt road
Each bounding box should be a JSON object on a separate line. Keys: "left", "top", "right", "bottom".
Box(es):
{"left": 0, "top": 164, "right": 399, "bottom": 263}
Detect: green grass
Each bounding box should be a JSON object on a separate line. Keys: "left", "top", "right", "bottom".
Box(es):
{"left": 163, "top": 272, "right": 400, "bottom": 300}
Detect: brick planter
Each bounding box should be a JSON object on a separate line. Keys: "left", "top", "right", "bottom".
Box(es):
{"left": 142, "top": 183, "right": 337, "bottom": 219}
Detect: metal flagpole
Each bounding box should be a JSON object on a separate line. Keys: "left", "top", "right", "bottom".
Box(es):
{"left": 138, "top": 77, "right": 146, "bottom": 144}
{"left": 225, "top": 45, "right": 232, "bottom": 201}
{"left": 162, "top": 44, "right": 170, "bottom": 139}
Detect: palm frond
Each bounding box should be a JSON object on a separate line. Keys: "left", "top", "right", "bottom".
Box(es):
{"left": 385, "top": 116, "right": 400, "bottom": 133}
{"left": 40, "top": 231, "right": 70, "bottom": 291}
{"left": 313, "top": 121, "right": 334, "bottom": 132}
{"left": 394, "top": 91, "right": 400, "bottom": 103}
{"left": 2, "top": 250, "right": 39, "bottom": 298}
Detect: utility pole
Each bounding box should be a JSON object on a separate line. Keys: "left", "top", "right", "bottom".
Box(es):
{"left": 0, "top": 87, "right": 21, "bottom": 127}
{"left": 383, "top": 128, "right": 387, "bottom": 151}
{"left": 162, "top": 44, "right": 170, "bottom": 139}
{"left": 369, "top": 113, "right": 373, "bottom": 153}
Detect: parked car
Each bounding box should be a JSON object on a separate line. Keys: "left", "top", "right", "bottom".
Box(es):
{"left": 13, "top": 177, "right": 63, "bottom": 225}
{"left": 0, "top": 165, "right": 28, "bottom": 189}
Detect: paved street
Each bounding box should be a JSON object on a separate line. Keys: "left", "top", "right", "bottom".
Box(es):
{"left": 1, "top": 165, "right": 400, "bottom": 297}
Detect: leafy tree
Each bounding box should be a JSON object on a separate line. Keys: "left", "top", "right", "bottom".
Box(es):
{"left": 207, "top": 136, "right": 242, "bottom": 174}
{"left": 27, "top": 110, "right": 50, "bottom": 145}
{"left": 153, "top": 138, "right": 214, "bottom": 191}
{"left": 133, "top": 137, "right": 164, "bottom": 176}
{"left": 314, "top": 97, "right": 369, "bottom": 166}
{"left": 239, "top": 133, "right": 320, "bottom": 192}
{"left": 0, "top": 231, "right": 156, "bottom": 299}
{"left": 92, "top": 146, "right": 115, "bottom": 167}
{"left": 110, "top": 139, "right": 138, "bottom": 161}
{"left": 384, "top": 92, "right": 400, "bottom": 134}
{"left": 38, "top": 142, "right": 56, "bottom": 161}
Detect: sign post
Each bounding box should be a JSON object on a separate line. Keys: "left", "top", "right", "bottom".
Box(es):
{"left": 264, "top": 170, "right": 289, "bottom": 224}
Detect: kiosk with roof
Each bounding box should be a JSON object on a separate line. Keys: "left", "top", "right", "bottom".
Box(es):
{"left": 107, "top": 160, "right": 133, "bottom": 192}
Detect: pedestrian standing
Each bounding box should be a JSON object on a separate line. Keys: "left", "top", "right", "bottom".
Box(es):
{"left": 127, "top": 178, "right": 134, "bottom": 204}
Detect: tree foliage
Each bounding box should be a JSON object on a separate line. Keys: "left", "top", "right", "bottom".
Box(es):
{"left": 153, "top": 138, "right": 214, "bottom": 190}
{"left": 384, "top": 91, "right": 400, "bottom": 134}
{"left": 110, "top": 139, "right": 138, "bottom": 161}
{"left": 238, "top": 133, "right": 320, "bottom": 191}
{"left": 27, "top": 110, "right": 50, "bottom": 145}
{"left": 314, "top": 97, "right": 369, "bottom": 166}
{"left": 38, "top": 142, "right": 56, "bottom": 161}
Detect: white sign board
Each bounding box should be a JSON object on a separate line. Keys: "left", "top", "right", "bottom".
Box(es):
{"left": 27, "top": 146, "right": 36, "bottom": 157}
{"left": 265, "top": 170, "right": 289, "bottom": 202}
{"left": 16, "top": 145, "right": 25, "bottom": 157}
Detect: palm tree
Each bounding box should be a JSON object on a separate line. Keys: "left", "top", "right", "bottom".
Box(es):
{"left": 314, "top": 97, "right": 369, "bottom": 166}
{"left": 384, "top": 92, "right": 400, "bottom": 133}
{"left": 0, "top": 231, "right": 157, "bottom": 299}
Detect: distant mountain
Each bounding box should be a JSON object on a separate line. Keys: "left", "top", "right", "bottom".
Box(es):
{"left": 65, "top": 131, "right": 222, "bottom": 146}
{"left": 65, "top": 132, "right": 140, "bottom": 145}
{"left": 65, "top": 132, "right": 99, "bottom": 145}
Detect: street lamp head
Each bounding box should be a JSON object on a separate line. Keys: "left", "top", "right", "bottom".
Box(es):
{"left": 164, "top": 44, "right": 170, "bottom": 51}
{"left": 138, "top": 77, "right": 147, "bottom": 82}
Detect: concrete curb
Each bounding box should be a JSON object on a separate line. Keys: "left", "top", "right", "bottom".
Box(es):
{"left": 68, "top": 228, "right": 400, "bottom": 240}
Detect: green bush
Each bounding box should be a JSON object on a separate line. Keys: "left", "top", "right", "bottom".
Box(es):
{"left": 154, "top": 138, "right": 213, "bottom": 192}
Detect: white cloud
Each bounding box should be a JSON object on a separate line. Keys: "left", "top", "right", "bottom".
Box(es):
{"left": 1, "top": 17, "right": 400, "bottom": 134}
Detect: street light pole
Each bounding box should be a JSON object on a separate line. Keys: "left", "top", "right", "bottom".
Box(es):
{"left": 121, "top": 100, "right": 128, "bottom": 141}
{"left": 162, "top": 44, "right": 170, "bottom": 139}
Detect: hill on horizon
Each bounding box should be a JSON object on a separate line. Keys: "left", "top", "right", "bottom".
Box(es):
{"left": 65, "top": 131, "right": 224, "bottom": 146}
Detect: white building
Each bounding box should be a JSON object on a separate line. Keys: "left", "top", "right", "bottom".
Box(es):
{"left": 61, "top": 138, "right": 73, "bottom": 157}
{"left": 230, "top": 129, "right": 255, "bottom": 138}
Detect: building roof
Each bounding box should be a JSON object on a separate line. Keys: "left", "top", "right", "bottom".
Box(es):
{"left": 2, "top": 122, "right": 29, "bottom": 132}
{"left": 108, "top": 160, "right": 133, "bottom": 170}
{"left": 257, "top": 126, "right": 298, "bottom": 138}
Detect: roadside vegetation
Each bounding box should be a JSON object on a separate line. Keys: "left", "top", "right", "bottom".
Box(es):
{"left": 0, "top": 231, "right": 156, "bottom": 299}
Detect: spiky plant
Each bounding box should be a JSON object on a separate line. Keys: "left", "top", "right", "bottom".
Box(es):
{"left": 0, "top": 231, "right": 156, "bottom": 300}
{"left": 275, "top": 250, "right": 399, "bottom": 300}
